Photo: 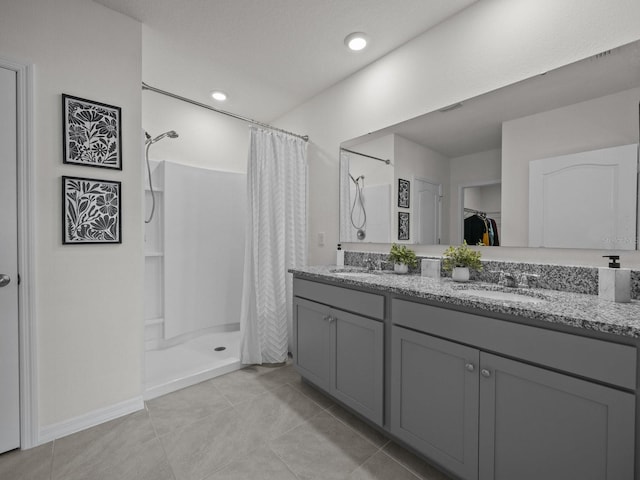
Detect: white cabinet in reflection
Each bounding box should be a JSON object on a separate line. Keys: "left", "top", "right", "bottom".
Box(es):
{"left": 529, "top": 143, "right": 638, "bottom": 250}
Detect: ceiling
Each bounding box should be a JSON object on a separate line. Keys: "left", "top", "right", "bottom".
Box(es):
{"left": 93, "top": 0, "right": 477, "bottom": 121}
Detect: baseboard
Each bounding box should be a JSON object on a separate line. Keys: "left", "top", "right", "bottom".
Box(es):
{"left": 38, "top": 396, "right": 144, "bottom": 444}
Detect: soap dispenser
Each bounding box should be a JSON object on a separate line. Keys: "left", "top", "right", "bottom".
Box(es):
{"left": 336, "top": 244, "right": 344, "bottom": 266}
{"left": 598, "top": 255, "right": 631, "bottom": 303}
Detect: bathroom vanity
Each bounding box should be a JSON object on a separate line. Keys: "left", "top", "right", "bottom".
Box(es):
{"left": 290, "top": 266, "right": 640, "bottom": 480}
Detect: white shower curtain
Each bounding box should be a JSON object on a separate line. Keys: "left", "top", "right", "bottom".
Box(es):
{"left": 240, "top": 126, "right": 308, "bottom": 364}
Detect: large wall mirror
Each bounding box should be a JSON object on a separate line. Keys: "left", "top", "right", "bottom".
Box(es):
{"left": 339, "top": 39, "right": 640, "bottom": 249}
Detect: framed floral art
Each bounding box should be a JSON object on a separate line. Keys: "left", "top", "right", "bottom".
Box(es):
{"left": 398, "top": 178, "right": 410, "bottom": 208}
{"left": 398, "top": 212, "right": 410, "bottom": 241}
{"left": 62, "top": 176, "right": 121, "bottom": 244}
{"left": 62, "top": 94, "right": 122, "bottom": 170}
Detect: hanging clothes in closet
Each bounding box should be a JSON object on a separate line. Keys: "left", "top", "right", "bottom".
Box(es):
{"left": 464, "top": 211, "right": 500, "bottom": 246}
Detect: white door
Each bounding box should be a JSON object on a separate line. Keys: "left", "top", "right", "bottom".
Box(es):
{"left": 414, "top": 179, "right": 441, "bottom": 244}
{"left": 0, "top": 66, "right": 20, "bottom": 453}
{"left": 529, "top": 144, "right": 638, "bottom": 250}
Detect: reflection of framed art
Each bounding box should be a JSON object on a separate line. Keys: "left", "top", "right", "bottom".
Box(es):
{"left": 398, "top": 178, "right": 410, "bottom": 208}
{"left": 398, "top": 212, "right": 409, "bottom": 240}
{"left": 62, "top": 176, "right": 121, "bottom": 244}
{"left": 62, "top": 94, "right": 122, "bottom": 170}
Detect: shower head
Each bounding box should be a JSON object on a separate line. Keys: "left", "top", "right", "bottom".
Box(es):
{"left": 146, "top": 130, "right": 179, "bottom": 145}
{"left": 349, "top": 174, "right": 364, "bottom": 185}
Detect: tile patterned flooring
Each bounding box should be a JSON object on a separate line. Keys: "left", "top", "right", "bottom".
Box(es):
{"left": 0, "top": 362, "right": 453, "bottom": 480}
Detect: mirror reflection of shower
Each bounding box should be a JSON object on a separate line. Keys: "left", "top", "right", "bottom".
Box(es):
{"left": 144, "top": 130, "right": 179, "bottom": 223}
{"left": 340, "top": 147, "right": 392, "bottom": 242}
{"left": 349, "top": 173, "right": 367, "bottom": 240}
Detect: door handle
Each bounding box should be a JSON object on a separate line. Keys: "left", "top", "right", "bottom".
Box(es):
{"left": 0, "top": 274, "right": 11, "bottom": 288}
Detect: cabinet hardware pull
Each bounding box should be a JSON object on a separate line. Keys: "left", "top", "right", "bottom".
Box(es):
{"left": 323, "top": 315, "right": 332, "bottom": 322}
{"left": 465, "top": 363, "right": 475, "bottom": 372}
{"left": 481, "top": 369, "right": 491, "bottom": 378}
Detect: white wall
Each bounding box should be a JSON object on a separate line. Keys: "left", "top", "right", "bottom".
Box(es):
{"left": 394, "top": 135, "right": 450, "bottom": 244}
{"left": 0, "top": 0, "right": 143, "bottom": 431}
{"left": 275, "top": 0, "right": 640, "bottom": 267}
{"left": 464, "top": 185, "right": 501, "bottom": 215}
{"left": 142, "top": 89, "right": 249, "bottom": 173}
{"left": 502, "top": 87, "right": 640, "bottom": 246}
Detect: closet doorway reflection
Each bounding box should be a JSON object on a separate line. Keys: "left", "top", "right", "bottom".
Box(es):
{"left": 461, "top": 181, "right": 501, "bottom": 246}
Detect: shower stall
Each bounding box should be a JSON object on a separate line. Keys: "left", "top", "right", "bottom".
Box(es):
{"left": 143, "top": 131, "right": 246, "bottom": 399}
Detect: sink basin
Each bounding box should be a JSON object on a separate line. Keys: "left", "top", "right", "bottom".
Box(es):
{"left": 457, "top": 288, "right": 547, "bottom": 304}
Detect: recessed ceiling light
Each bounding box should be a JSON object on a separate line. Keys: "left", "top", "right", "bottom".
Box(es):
{"left": 344, "top": 32, "right": 369, "bottom": 52}
{"left": 210, "top": 91, "right": 227, "bottom": 101}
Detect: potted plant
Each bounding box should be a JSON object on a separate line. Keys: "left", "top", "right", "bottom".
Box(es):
{"left": 442, "top": 241, "right": 482, "bottom": 282}
{"left": 388, "top": 244, "right": 418, "bottom": 274}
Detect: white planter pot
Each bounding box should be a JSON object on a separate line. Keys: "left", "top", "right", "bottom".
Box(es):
{"left": 452, "top": 267, "right": 470, "bottom": 282}
{"left": 394, "top": 263, "right": 409, "bottom": 274}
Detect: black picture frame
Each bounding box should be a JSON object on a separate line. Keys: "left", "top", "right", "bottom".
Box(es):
{"left": 62, "top": 176, "right": 122, "bottom": 244}
{"left": 62, "top": 94, "right": 122, "bottom": 170}
{"left": 398, "top": 178, "right": 410, "bottom": 208}
{"left": 398, "top": 212, "right": 410, "bottom": 240}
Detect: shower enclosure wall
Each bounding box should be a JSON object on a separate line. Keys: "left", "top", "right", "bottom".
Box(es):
{"left": 144, "top": 160, "right": 246, "bottom": 399}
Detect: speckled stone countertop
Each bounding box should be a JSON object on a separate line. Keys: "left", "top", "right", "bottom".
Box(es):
{"left": 290, "top": 266, "right": 640, "bottom": 339}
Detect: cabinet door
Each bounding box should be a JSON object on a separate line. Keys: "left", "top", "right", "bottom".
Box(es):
{"left": 479, "top": 352, "right": 636, "bottom": 480}
{"left": 332, "top": 309, "right": 384, "bottom": 426}
{"left": 293, "top": 298, "right": 332, "bottom": 392}
{"left": 391, "top": 326, "right": 480, "bottom": 480}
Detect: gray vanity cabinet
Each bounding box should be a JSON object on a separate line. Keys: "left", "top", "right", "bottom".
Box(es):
{"left": 293, "top": 298, "right": 333, "bottom": 392}
{"left": 391, "top": 326, "right": 480, "bottom": 480}
{"left": 479, "top": 352, "right": 635, "bottom": 480}
{"left": 392, "top": 298, "right": 637, "bottom": 480}
{"left": 332, "top": 308, "right": 384, "bottom": 425}
{"left": 292, "top": 279, "right": 385, "bottom": 425}
{"left": 392, "top": 324, "right": 636, "bottom": 480}
{"left": 292, "top": 275, "right": 638, "bottom": 480}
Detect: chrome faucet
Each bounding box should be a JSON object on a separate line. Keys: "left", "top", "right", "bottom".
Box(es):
{"left": 364, "top": 255, "right": 378, "bottom": 271}
{"left": 517, "top": 273, "right": 540, "bottom": 288}
{"left": 492, "top": 270, "right": 539, "bottom": 288}
{"left": 498, "top": 272, "right": 517, "bottom": 288}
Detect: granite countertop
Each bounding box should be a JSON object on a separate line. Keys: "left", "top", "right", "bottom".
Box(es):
{"left": 290, "top": 266, "right": 640, "bottom": 339}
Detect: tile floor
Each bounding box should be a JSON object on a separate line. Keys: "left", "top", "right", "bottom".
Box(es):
{"left": 0, "top": 362, "right": 453, "bottom": 480}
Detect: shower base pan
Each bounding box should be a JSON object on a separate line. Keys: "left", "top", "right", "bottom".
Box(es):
{"left": 144, "top": 329, "right": 242, "bottom": 400}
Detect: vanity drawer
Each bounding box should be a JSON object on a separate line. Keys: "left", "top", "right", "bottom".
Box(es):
{"left": 294, "top": 278, "right": 384, "bottom": 320}
{"left": 392, "top": 298, "right": 637, "bottom": 390}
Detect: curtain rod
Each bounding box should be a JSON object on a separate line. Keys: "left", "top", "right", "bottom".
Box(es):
{"left": 142, "top": 82, "right": 309, "bottom": 142}
{"left": 340, "top": 147, "right": 390, "bottom": 165}
{"left": 464, "top": 208, "right": 501, "bottom": 215}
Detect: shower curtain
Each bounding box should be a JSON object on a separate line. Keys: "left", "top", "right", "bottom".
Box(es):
{"left": 240, "top": 126, "right": 308, "bottom": 364}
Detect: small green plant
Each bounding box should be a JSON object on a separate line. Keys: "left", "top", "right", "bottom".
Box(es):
{"left": 442, "top": 241, "right": 483, "bottom": 272}
{"left": 388, "top": 244, "right": 418, "bottom": 268}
